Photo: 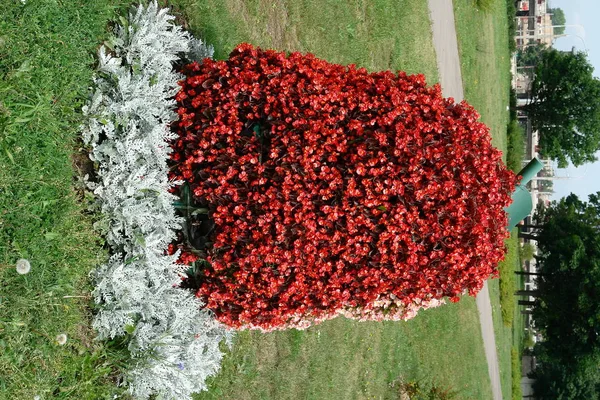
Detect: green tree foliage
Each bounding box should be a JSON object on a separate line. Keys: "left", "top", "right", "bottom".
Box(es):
{"left": 516, "top": 43, "right": 547, "bottom": 67}
{"left": 521, "top": 49, "right": 600, "bottom": 167}
{"left": 506, "top": 119, "right": 525, "bottom": 172}
{"left": 549, "top": 8, "right": 566, "bottom": 35}
{"left": 519, "top": 243, "right": 535, "bottom": 261}
{"left": 530, "top": 193, "right": 600, "bottom": 399}
{"left": 532, "top": 352, "right": 600, "bottom": 399}
{"left": 536, "top": 168, "right": 554, "bottom": 193}
{"left": 537, "top": 179, "right": 553, "bottom": 193}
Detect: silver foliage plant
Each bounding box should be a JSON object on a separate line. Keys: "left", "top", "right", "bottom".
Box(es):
{"left": 81, "top": 2, "right": 231, "bottom": 399}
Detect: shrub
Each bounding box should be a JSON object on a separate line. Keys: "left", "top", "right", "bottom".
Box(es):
{"left": 82, "top": 3, "right": 230, "bottom": 398}
{"left": 509, "top": 88, "right": 518, "bottom": 120}
{"left": 393, "top": 378, "right": 459, "bottom": 400}
{"left": 520, "top": 243, "right": 535, "bottom": 261}
{"left": 523, "top": 330, "right": 536, "bottom": 349}
{"left": 506, "top": 0, "right": 517, "bottom": 52}
{"left": 506, "top": 118, "right": 525, "bottom": 172}
{"left": 169, "top": 44, "right": 518, "bottom": 330}
{"left": 511, "top": 347, "right": 523, "bottom": 400}
{"left": 499, "top": 230, "right": 519, "bottom": 326}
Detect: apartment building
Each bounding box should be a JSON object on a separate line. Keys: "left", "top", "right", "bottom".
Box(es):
{"left": 515, "top": 0, "right": 554, "bottom": 49}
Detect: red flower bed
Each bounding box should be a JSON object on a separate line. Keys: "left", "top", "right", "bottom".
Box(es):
{"left": 169, "top": 44, "right": 518, "bottom": 330}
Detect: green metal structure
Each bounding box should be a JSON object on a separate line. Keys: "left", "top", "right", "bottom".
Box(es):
{"left": 505, "top": 158, "right": 544, "bottom": 229}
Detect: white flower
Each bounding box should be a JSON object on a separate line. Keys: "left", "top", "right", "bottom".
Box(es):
{"left": 80, "top": 3, "right": 228, "bottom": 399}
{"left": 16, "top": 259, "right": 31, "bottom": 274}
{"left": 55, "top": 334, "right": 67, "bottom": 345}
{"left": 34, "top": 396, "right": 41, "bottom": 400}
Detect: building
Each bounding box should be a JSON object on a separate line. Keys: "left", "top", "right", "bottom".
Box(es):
{"left": 514, "top": 68, "right": 534, "bottom": 95}
{"left": 515, "top": 0, "right": 554, "bottom": 49}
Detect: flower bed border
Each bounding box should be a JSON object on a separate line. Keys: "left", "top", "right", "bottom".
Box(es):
{"left": 81, "top": 3, "right": 230, "bottom": 399}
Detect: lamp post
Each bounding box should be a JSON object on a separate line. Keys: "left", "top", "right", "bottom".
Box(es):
{"left": 553, "top": 31, "right": 589, "bottom": 54}
{"left": 550, "top": 24, "right": 586, "bottom": 35}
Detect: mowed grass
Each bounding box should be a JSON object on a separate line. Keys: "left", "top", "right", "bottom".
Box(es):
{"left": 510, "top": 269, "right": 526, "bottom": 400}
{"left": 454, "top": 0, "right": 511, "bottom": 152}
{"left": 454, "top": 1, "right": 526, "bottom": 398}
{"left": 510, "top": 347, "right": 522, "bottom": 400}
{"left": 0, "top": 1, "right": 132, "bottom": 399}
{"left": 511, "top": 256, "right": 526, "bottom": 400}
{"left": 485, "top": 230, "right": 519, "bottom": 400}
{"left": 167, "top": 1, "right": 492, "bottom": 399}
{"left": 169, "top": 0, "right": 439, "bottom": 81}
{"left": 499, "top": 233, "right": 519, "bottom": 328}
{"left": 453, "top": 1, "right": 515, "bottom": 399}
{"left": 487, "top": 232, "right": 521, "bottom": 400}
{"left": 196, "top": 300, "right": 491, "bottom": 400}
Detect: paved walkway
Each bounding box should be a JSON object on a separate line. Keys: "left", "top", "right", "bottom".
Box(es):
{"left": 427, "top": 1, "right": 503, "bottom": 400}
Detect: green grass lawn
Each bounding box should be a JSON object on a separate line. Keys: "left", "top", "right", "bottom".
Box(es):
{"left": 512, "top": 271, "right": 526, "bottom": 400}
{"left": 512, "top": 269, "right": 526, "bottom": 353}
{"left": 169, "top": 0, "right": 439, "bottom": 81}
{"left": 195, "top": 300, "right": 491, "bottom": 400}
{"left": 454, "top": 0, "right": 511, "bottom": 152}
{"left": 453, "top": 1, "right": 516, "bottom": 399}
{"left": 499, "top": 233, "right": 519, "bottom": 328}
{"left": 487, "top": 232, "right": 527, "bottom": 400}
{"left": 511, "top": 346, "right": 522, "bottom": 400}
{"left": 487, "top": 233, "right": 520, "bottom": 400}
{"left": 0, "top": 1, "right": 132, "bottom": 398}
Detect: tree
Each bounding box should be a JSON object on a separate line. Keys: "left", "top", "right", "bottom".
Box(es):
{"left": 537, "top": 179, "right": 553, "bottom": 193}
{"left": 520, "top": 243, "right": 535, "bottom": 261}
{"left": 527, "top": 192, "right": 600, "bottom": 398}
{"left": 549, "top": 8, "right": 566, "bottom": 35}
{"left": 532, "top": 352, "right": 600, "bottom": 400}
{"left": 519, "top": 49, "right": 600, "bottom": 167}
{"left": 535, "top": 167, "right": 554, "bottom": 193}
{"left": 516, "top": 43, "right": 547, "bottom": 67}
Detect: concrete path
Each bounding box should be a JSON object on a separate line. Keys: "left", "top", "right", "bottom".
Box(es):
{"left": 476, "top": 281, "right": 503, "bottom": 400}
{"left": 427, "top": 1, "right": 503, "bottom": 400}
{"left": 428, "top": 0, "right": 464, "bottom": 102}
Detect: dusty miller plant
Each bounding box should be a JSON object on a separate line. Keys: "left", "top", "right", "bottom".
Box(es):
{"left": 81, "top": 2, "right": 230, "bottom": 399}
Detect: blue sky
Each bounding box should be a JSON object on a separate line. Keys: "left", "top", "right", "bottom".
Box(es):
{"left": 544, "top": 0, "right": 600, "bottom": 200}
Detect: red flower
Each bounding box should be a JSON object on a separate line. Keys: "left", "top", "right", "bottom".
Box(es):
{"left": 168, "top": 44, "right": 518, "bottom": 331}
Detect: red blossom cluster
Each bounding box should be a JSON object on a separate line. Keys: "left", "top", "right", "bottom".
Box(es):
{"left": 168, "top": 44, "right": 518, "bottom": 330}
